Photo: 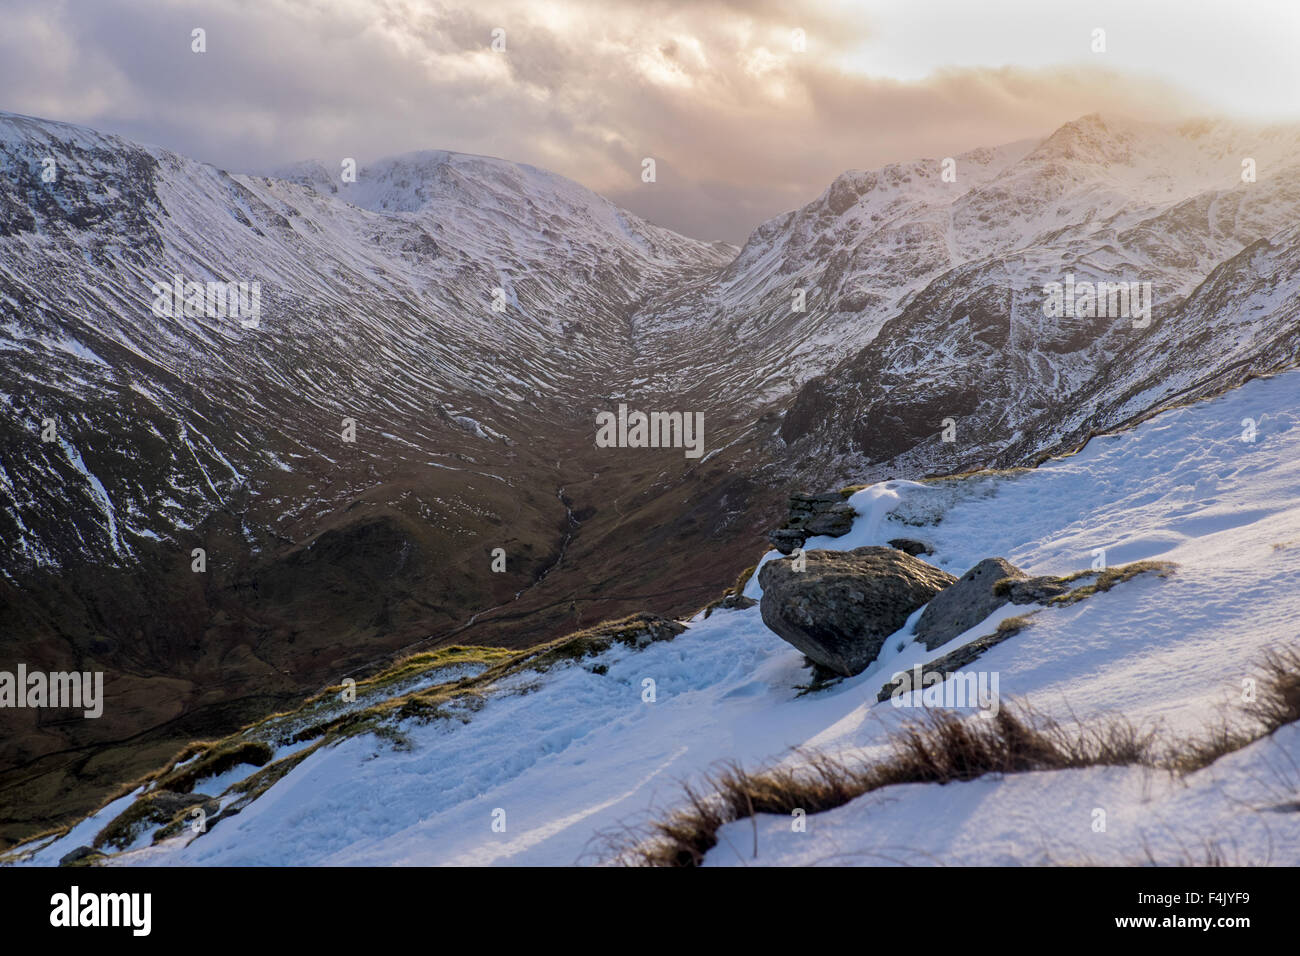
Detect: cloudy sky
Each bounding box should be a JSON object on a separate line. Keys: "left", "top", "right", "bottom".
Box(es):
{"left": 3, "top": 0, "right": 1298, "bottom": 242}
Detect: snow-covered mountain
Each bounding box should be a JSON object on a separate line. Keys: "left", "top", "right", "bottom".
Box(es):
{"left": 12, "top": 366, "right": 1298, "bottom": 866}
{"left": 6, "top": 110, "right": 1297, "bottom": 580}
{"left": 0, "top": 110, "right": 740, "bottom": 846}
{"left": 3, "top": 108, "right": 1300, "bottom": 850}
{"left": 0, "top": 111, "right": 729, "bottom": 573}
{"left": 757, "top": 115, "right": 1300, "bottom": 483}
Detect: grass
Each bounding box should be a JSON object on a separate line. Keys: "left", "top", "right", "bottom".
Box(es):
{"left": 1046, "top": 561, "right": 1177, "bottom": 606}
{"left": 497, "top": 613, "right": 684, "bottom": 675}
{"left": 0, "top": 613, "right": 679, "bottom": 862}
{"left": 994, "top": 614, "right": 1035, "bottom": 637}
{"left": 991, "top": 560, "right": 1176, "bottom": 602}
{"left": 613, "top": 639, "right": 1300, "bottom": 866}
{"left": 93, "top": 791, "right": 212, "bottom": 851}
{"left": 152, "top": 739, "right": 275, "bottom": 794}
{"left": 1168, "top": 644, "right": 1300, "bottom": 773}
{"left": 733, "top": 564, "right": 758, "bottom": 596}
{"left": 701, "top": 562, "right": 760, "bottom": 618}
{"left": 284, "top": 614, "right": 682, "bottom": 745}
{"left": 842, "top": 468, "right": 1031, "bottom": 494}
{"left": 609, "top": 706, "right": 1155, "bottom": 866}
{"left": 304, "top": 644, "right": 517, "bottom": 704}
{"left": 918, "top": 466, "right": 1034, "bottom": 484}
{"left": 22, "top": 612, "right": 689, "bottom": 861}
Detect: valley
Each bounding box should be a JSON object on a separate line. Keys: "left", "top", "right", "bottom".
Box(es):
{"left": 3, "top": 110, "right": 1299, "bottom": 849}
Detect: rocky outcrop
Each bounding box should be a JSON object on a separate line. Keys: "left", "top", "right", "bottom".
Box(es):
{"left": 876, "top": 614, "right": 1034, "bottom": 702}
{"left": 766, "top": 492, "right": 857, "bottom": 554}
{"left": 913, "top": 557, "right": 1024, "bottom": 650}
{"left": 888, "top": 538, "right": 933, "bottom": 557}
{"left": 703, "top": 592, "right": 758, "bottom": 618}
{"left": 57, "top": 845, "right": 105, "bottom": 867}
{"left": 759, "top": 547, "right": 956, "bottom": 676}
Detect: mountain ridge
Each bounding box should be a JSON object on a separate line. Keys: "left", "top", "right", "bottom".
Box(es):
{"left": 3, "top": 107, "right": 1300, "bottom": 847}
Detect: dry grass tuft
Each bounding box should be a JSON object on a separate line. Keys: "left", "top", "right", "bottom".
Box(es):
{"left": 1171, "top": 644, "right": 1300, "bottom": 773}
{"left": 613, "top": 641, "right": 1300, "bottom": 867}
{"left": 610, "top": 706, "right": 1156, "bottom": 866}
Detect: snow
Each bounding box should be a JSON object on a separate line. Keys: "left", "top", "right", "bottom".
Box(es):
{"left": 707, "top": 725, "right": 1300, "bottom": 867}
{"left": 58, "top": 438, "right": 122, "bottom": 555}
{"left": 9, "top": 787, "right": 145, "bottom": 866}
{"left": 6, "top": 106, "right": 1300, "bottom": 866}
{"left": 23, "top": 367, "right": 1296, "bottom": 868}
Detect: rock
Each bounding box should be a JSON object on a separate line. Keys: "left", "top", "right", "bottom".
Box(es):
{"left": 759, "top": 546, "right": 956, "bottom": 677}
{"left": 1001, "top": 575, "right": 1073, "bottom": 604}
{"left": 766, "top": 492, "right": 858, "bottom": 553}
{"left": 712, "top": 592, "right": 757, "bottom": 614}
{"left": 58, "top": 845, "right": 103, "bottom": 867}
{"left": 876, "top": 614, "right": 1032, "bottom": 702}
{"left": 146, "top": 791, "right": 216, "bottom": 817}
{"left": 888, "top": 538, "right": 933, "bottom": 557}
{"left": 790, "top": 492, "right": 843, "bottom": 510}
{"left": 913, "top": 557, "right": 1024, "bottom": 650}
{"left": 766, "top": 527, "right": 806, "bottom": 555}
{"left": 803, "top": 501, "right": 857, "bottom": 537}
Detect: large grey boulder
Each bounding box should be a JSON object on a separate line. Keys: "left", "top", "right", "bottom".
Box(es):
{"left": 759, "top": 546, "right": 956, "bottom": 677}
{"left": 913, "top": 557, "right": 1024, "bottom": 651}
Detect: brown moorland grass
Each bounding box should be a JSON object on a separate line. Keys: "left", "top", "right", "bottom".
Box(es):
{"left": 1170, "top": 645, "right": 1300, "bottom": 774}
{"left": 608, "top": 706, "right": 1156, "bottom": 867}
{"left": 613, "top": 642, "right": 1300, "bottom": 867}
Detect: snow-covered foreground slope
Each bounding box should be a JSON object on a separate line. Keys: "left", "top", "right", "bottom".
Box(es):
{"left": 12, "top": 368, "right": 1300, "bottom": 868}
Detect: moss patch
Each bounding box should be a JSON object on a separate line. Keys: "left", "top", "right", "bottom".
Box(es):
{"left": 1046, "top": 561, "right": 1176, "bottom": 605}
{"left": 993, "top": 560, "right": 1175, "bottom": 604}
{"left": 93, "top": 791, "right": 216, "bottom": 850}
{"left": 153, "top": 739, "right": 275, "bottom": 794}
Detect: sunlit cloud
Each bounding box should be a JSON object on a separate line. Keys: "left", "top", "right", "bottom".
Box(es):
{"left": 0, "top": 0, "right": 1291, "bottom": 242}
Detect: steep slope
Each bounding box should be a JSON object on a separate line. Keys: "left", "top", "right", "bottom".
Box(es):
{"left": 762, "top": 115, "right": 1300, "bottom": 484}
{"left": 0, "top": 113, "right": 731, "bottom": 574}
{"left": 10, "top": 368, "right": 1299, "bottom": 866}
{"left": 0, "top": 111, "right": 743, "bottom": 845}
{"left": 5, "top": 109, "right": 1300, "bottom": 850}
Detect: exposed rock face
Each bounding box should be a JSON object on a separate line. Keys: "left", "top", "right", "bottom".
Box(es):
{"left": 759, "top": 547, "right": 956, "bottom": 676}
{"left": 766, "top": 492, "right": 857, "bottom": 554}
{"left": 767, "top": 528, "right": 806, "bottom": 555}
{"left": 914, "top": 557, "right": 1024, "bottom": 650}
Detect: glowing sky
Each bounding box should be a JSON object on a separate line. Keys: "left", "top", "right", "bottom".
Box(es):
{"left": 2, "top": 0, "right": 1294, "bottom": 242}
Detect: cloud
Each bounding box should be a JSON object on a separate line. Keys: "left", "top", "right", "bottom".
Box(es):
{"left": 0, "top": 0, "right": 1220, "bottom": 242}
